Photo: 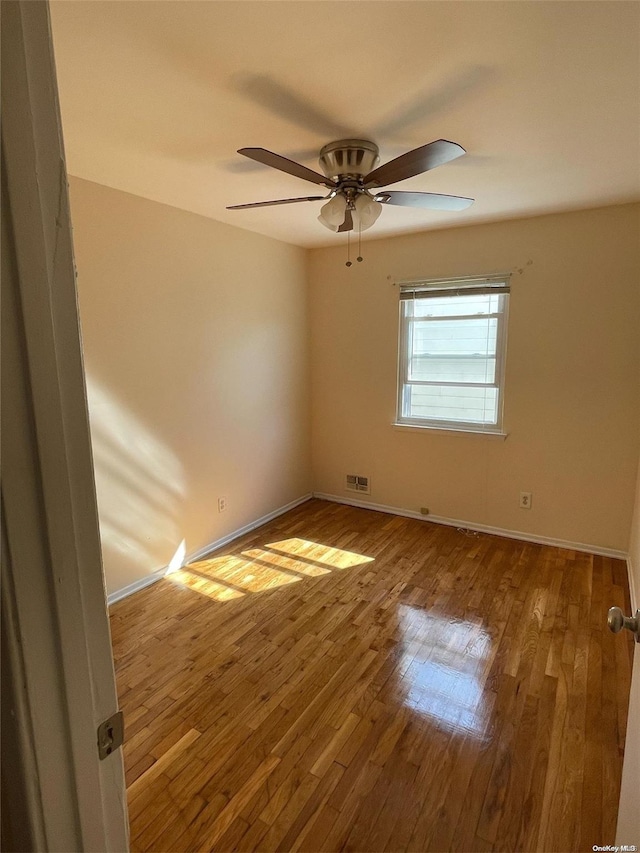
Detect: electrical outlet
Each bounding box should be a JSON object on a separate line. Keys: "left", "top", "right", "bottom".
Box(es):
{"left": 420, "top": 507, "right": 430, "bottom": 515}
{"left": 218, "top": 497, "right": 228, "bottom": 513}
{"left": 519, "top": 491, "right": 532, "bottom": 509}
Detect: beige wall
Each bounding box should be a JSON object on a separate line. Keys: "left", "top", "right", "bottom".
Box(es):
{"left": 69, "top": 177, "right": 310, "bottom": 596}
{"left": 68, "top": 184, "right": 639, "bottom": 596}
{"left": 309, "top": 203, "right": 640, "bottom": 553}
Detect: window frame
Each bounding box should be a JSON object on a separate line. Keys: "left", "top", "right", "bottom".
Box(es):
{"left": 395, "top": 276, "right": 510, "bottom": 434}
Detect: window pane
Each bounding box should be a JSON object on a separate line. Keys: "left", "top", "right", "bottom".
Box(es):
{"left": 410, "top": 317, "right": 497, "bottom": 386}
{"left": 412, "top": 294, "right": 502, "bottom": 318}
{"left": 409, "top": 355, "right": 496, "bottom": 384}
{"left": 406, "top": 385, "right": 498, "bottom": 425}
{"left": 412, "top": 318, "right": 497, "bottom": 356}
{"left": 398, "top": 286, "right": 508, "bottom": 430}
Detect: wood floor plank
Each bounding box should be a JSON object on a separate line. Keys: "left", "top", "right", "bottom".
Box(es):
{"left": 109, "top": 498, "right": 634, "bottom": 852}
{"left": 127, "top": 728, "right": 201, "bottom": 801}
{"left": 277, "top": 761, "right": 345, "bottom": 852}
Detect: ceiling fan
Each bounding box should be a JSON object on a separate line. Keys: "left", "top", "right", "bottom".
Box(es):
{"left": 226, "top": 138, "right": 473, "bottom": 235}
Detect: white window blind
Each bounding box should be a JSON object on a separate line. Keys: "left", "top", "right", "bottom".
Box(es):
{"left": 397, "top": 276, "right": 510, "bottom": 432}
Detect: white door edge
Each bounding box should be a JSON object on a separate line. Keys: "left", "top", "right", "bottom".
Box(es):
{"left": 1, "top": 2, "right": 129, "bottom": 850}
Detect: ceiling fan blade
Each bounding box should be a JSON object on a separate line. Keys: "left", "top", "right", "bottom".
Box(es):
{"left": 376, "top": 191, "right": 474, "bottom": 211}
{"left": 227, "top": 195, "right": 326, "bottom": 210}
{"left": 337, "top": 208, "right": 353, "bottom": 232}
{"left": 225, "top": 148, "right": 320, "bottom": 174}
{"left": 364, "top": 140, "right": 466, "bottom": 188}
{"left": 238, "top": 148, "right": 335, "bottom": 188}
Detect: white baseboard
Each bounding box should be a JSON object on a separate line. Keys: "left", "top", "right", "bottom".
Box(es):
{"left": 313, "top": 492, "right": 628, "bottom": 560}
{"left": 107, "top": 570, "right": 166, "bottom": 606}
{"left": 107, "top": 493, "right": 312, "bottom": 606}
{"left": 108, "top": 490, "right": 628, "bottom": 606}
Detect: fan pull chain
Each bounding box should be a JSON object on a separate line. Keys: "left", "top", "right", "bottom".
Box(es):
{"left": 345, "top": 218, "right": 365, "bottom": 267}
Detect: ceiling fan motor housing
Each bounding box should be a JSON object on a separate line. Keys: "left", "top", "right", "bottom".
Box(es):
{"left": 319, "top": 139, "right": 379, "bottom": 181}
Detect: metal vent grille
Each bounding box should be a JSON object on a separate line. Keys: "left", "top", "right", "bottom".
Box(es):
{"left": 346, "top": 474, "right": 370, "bottom": 495}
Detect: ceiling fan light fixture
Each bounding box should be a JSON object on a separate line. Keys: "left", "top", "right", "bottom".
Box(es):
{"left": 318, "top": 194, "right": 347, "bottom": 231}
{"left": 230, "top": 139, "right": 472, "bottom": 241}
{"left": 353, "top": 194, "right": 382, "bottom": 231}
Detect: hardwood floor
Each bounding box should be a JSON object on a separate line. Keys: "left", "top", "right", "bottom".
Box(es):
{"left": 109, "top": 499, "right": 634, "bottom": 853}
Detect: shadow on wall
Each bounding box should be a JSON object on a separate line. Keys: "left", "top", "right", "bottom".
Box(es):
{"left": 86, "top": 375, "right": 186, "bottom": 592}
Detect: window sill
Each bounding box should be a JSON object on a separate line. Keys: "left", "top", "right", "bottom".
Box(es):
{"left": 392, "top": 423, "right": 508, "bottom": 440}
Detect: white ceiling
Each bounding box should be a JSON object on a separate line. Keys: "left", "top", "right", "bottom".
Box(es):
{"left": 50, "top": 1, "right": 640, "bottom": 248}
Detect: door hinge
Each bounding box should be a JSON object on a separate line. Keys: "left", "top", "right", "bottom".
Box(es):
{"left": 97, "top": 710, "right": 124, "bottom": 760}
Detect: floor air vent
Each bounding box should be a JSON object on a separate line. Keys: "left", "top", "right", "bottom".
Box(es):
{"left": 346, "top": 474, "right": 370, "bottom": 495}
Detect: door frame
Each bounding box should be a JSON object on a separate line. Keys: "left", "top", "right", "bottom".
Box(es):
{"left": 1, "top": 2, "right": 128, "bottom": 849}
{"left": 1, "top": 1, "right": 636, "bottom": 850}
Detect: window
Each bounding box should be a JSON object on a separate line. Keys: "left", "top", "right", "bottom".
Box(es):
{"left": 396, "top": 276, "right": 510, "bottom": 433}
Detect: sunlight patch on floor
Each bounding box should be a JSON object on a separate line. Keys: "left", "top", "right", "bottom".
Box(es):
{"left": 241, "top": 547, "right": 331, "bottom": 577}
{"left": 169, "top": 555, "right": 302, "bottom": 599}
{"left": 168, "top": 569, "right": 245, "bottom": 601}
{"left": 265, "top": 538, "right": 375, "bottom": 570}
{"left": 194, "top": 555, "right": 302, "bottom": 592}
{"left": 165, "top": 538, "right": 374, "bottom": 601}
